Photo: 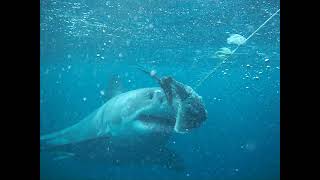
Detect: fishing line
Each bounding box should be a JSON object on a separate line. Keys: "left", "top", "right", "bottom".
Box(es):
{"left": 136, "top": 64, "right": 161, "bottom": 83}
{"left": 195, "top": 8, "right": 280, "bottom": 89}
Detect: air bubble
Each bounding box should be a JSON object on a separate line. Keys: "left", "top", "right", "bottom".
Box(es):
{"left": 150, "top": 70, "right": 157, "bottom": 77}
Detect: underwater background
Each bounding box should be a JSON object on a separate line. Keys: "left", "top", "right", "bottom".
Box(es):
{"left": 40, "top": 0, "right": 280, "bottom": 180}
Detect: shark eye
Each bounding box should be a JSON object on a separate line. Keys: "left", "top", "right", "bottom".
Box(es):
{"left": 148, "top": 92, "right": 154, "bottom": 99}
{"left": 159, "top": 97, "right": 164, "bottom": 103}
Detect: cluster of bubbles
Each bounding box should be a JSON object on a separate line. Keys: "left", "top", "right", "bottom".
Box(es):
{"left": 211, "top": 33, "right": 247, "bottom": 61}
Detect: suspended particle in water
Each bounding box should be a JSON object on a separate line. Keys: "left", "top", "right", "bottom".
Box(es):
{"left": 234, "top": 168, "right": 239, "bottom": 172}
{"left": 67, "top": 54, "right": 72, "bottom": 59}
{"left": 245, "top": 143, "right": 256, "bottom": 151}
{"left": 102, "top": 29, "right": 105, "bottom": 33}
{"left": 266, "top": 65, "right": 271, "bottom": 68}
{"left": 253, "top": 76, "right": 260, "bottom": 80}
{"left": 100, "top": 90, "right": 105, "bottom": 96}
{"left": 118, "top": 53, "right": 123, "bottom": 58}
{"left": 128, "top": 79, "right": 131, "bottom": 83}
{"left": 245, "top": 86, "right": 249, "bottom": 89}
{"left": 67, "top": 65, "right": 72, "bottom": 69}
{"left": 103, "top": 42, "right": 106, "bottom": 46}
{"left": 172, "top": 141, "right": 176, "bottom": 144}
{"left": 101, "top": 56, "right": 105, "bottom": 60}
{"left": 186, "top": 173, "right": 190, "bottom": 177}
{"left": 126, "top": 40, "right": 131, "bottom": 46}
{"left": 150, "top": 70, "right": 157, "bottom": 77}
{"left": 97, "top": 53, "right": 100, "bottom": 57}
{"left": 265, "top": 58, "right": 269, "bottom": 62}
{"left": 83, "top": 97, "right": 87, "bottom": 102}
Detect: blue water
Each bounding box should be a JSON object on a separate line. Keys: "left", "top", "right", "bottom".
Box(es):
{"left": 40, "top": 0, "right": 280, "bottom": 180}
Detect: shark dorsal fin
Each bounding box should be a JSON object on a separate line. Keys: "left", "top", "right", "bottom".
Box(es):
{"left": 105, "top": 74, "right": 124, "bottom": 101}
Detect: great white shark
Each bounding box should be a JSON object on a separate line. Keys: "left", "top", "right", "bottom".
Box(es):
{"left": 40, "top": 70, "right": 207, "bottom": 171}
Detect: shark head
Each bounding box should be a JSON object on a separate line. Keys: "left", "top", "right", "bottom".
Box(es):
{"left": 135, "top": 66, "right": 207, "bottom": 134}
{"left": 130, "top": 88, "right": 177, "bottom": 133}
{"left": 108, "top": 85, "right": 206, "bottom": 137}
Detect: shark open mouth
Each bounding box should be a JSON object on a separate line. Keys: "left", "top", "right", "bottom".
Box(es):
{"left": 138, "top": 114, "right": 176, "bottom": 128}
